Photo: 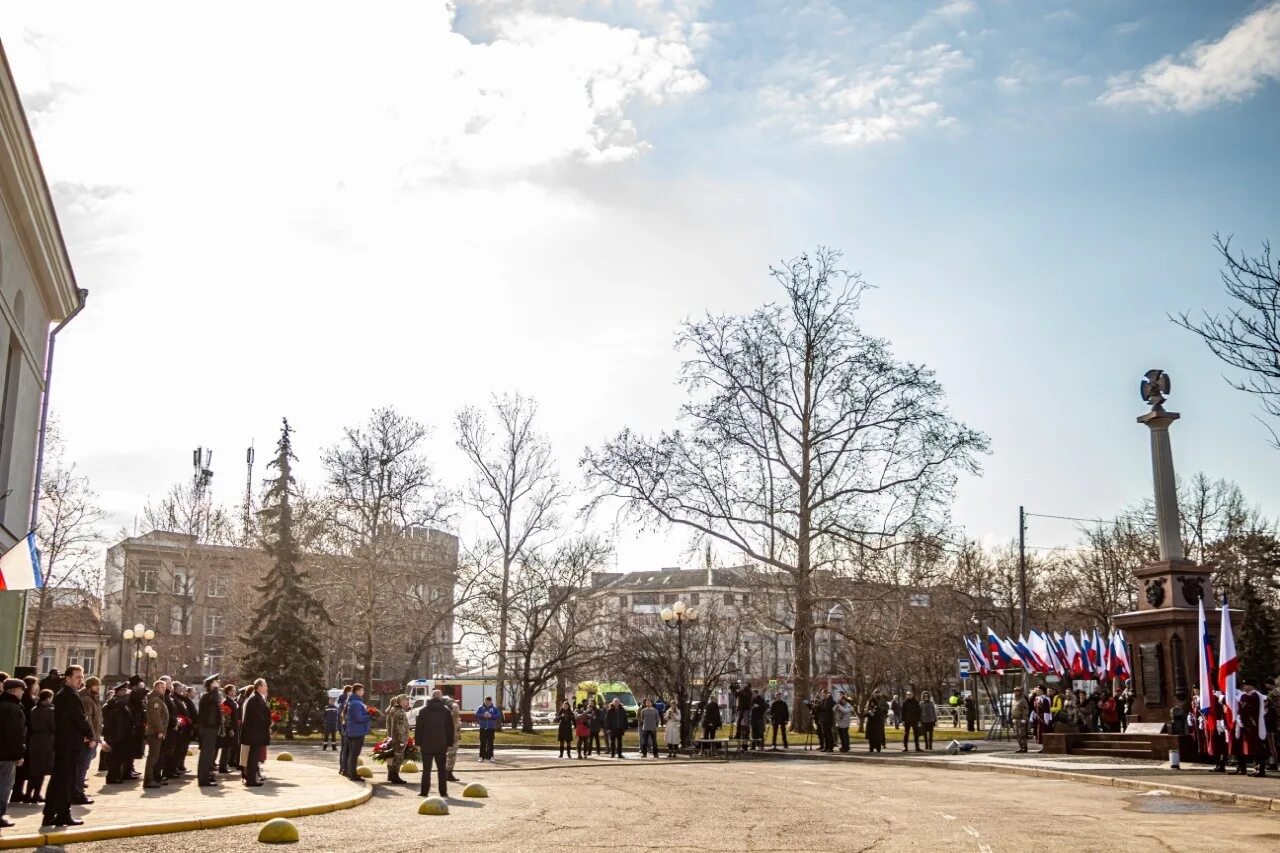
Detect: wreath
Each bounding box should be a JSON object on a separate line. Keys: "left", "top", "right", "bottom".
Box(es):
{"left": 370, "top": 735, "right": 420, "bottom": 763}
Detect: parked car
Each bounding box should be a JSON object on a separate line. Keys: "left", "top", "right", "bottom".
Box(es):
{"left": 531, "top": 708, "right": 556, "bottom": 725}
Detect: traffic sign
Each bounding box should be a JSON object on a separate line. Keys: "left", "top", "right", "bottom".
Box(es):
{"left": 958, "top": 658, "right": 972, "bottom": 679}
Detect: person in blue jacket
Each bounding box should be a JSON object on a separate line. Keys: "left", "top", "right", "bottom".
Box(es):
{"left": 335, "top": 685, "right": 352, "bottom": 774}
{"left": 475, "top": 697, "right": 501, "bottom": 763}
{"left": 321, "top": 698, "right": 339, "bottom": 751}
{"left": 341, "top": 684, "right": 371, "bottom": 781}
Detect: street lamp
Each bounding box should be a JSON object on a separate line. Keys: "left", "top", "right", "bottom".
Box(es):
{"left": 123, "top": 623, "right": 156, "bottom": 676}
{"left": 660, "top": 600, "right": 697, "bottom": 748}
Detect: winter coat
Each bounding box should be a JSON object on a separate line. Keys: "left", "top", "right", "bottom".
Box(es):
{"left": 901, "top": 697, "right": 922, "bottom": 724}
{"left": 127, "top": 688, "right": 147, "bottom": 757}
{"left": 27, "top": 702, "right": 56, "bottom": 777}
{"left": 386, "top": 705, "right": 409, "bottom": 753}
{"left": 664, "top": 707, "right": 681, "bottom": 745}
{"left": 475, "top": 703, "right": 501, "bottom": 731}
{"left": 344, "top": 695, "right": 372, "bottom": 737}
{"left": 323, "top": 704, "right": 339, "bottom": 733}
{"left": 920, "top": 700, "right": 939, "bottom": 725}
{"left": 198, "top": 689, "right": 223, "bottom": 729}
{"left": 574, "top": 712, "right": 592, "bottom": 739}
{"left": 414, "top": 698, "right": 454, "bottom": 755}
{"left": 54, "top": 684, "right": 92, "bottom": 751}
{"left": 589, "top": 707, "right": 605, "bottom": 733}
{"left": 833, "top": 701, "right": 853, "bottom": 730}
{"left": 639, "top": 706, "right": 660, "bottom": 732}
{"left": 240, "top": 692, "right": 273, "bottom": 748}
{"left": 0, "top": 692, "right": 26, "bottom": 762}
{"left": 604, "top": 703, "right": 628, "bottom": 731}
{"left": 769, "top": 698, "right": 789, "bottom": 725}
{"left": 556, "top": 709, "right": 576, "bottom": 740}
{"left": 80, "top": 689, "right": 104, "bottom": 740}
{"left": 145, "top": 690, "right": 170, "bottom": 737}
{"left": 701, "top": 701, "right": 722, "bottom": 729}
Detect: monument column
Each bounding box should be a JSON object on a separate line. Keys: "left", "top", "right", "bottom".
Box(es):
{"left": 1138, "top": 389, "right": 1182, "bottom": 563}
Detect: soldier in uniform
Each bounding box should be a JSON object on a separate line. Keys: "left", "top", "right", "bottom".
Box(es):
{"left": 1236, "top": 678, "right": 1269, "bottom": 777}
{"left": 446, "top": 695, "right": 462, "bottom": 783}
{"left": 143, "top": 680, "right": 170, "bottom": 789}
{"left": 384, "top": 695, "right": 409, "bottom": 785}
{"left": 1011, "top": 687, "right": 1030, "bottom": 753}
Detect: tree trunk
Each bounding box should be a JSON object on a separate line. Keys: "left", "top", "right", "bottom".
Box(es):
{"left": 791, "top": 567, "right": 813, "bottom": 734}
{"left": 496, "top": 554, "right": 514, "bottom": 729}
{"left": 519, "top": 687, "right": 535, "bottom": 734}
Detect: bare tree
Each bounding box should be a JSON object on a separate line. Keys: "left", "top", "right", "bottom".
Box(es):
{"left": 1174, "top": 234, "right": 1280, "bottom": 444}
{"left": 468, "top": 534, "right": 610, "bottom": 732}
{"left": 320, "top": 407, "right": 449, "bottom": 682}
{"left": 583, "top": 249, "right": 988, "bottom": 730}
{"left": 28, "top": 432, "right": 107, "bottom": 667}
{"left": 456, "top": 393, "right": 568, "bottom": 726}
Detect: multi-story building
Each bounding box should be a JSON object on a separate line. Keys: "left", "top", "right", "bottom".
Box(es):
{"left": 0, "top": 44, "right": 88, "bottom": 670}
{"left": 21, "top": 588, "right": 110, "bottom": 678}
{"left": 101, "top": 525, "right": 461, "bottom": 693}
{"left": 102, "top": 531, "right": 259, "bottom": 680}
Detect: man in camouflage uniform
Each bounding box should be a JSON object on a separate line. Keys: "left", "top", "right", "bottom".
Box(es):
{"left": 384, "top": 695, "right": 410, "bottom": 785}
{"left": 1011, "top": 687, "right": 1030, "bottom": 753}
{"left": 446, "top": 696, "right": 462, "bottom": 782}
{"left": 143, "top": 680, "right": 170, "bottom": 788}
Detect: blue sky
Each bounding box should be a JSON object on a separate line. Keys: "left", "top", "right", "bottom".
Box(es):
{"left": 3, "top": 1, "right": 1279, "bottom": 564}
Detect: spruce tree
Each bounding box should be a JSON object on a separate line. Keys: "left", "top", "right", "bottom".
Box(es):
{"left": 1237, "top": 574, "right": 1279, "bottom": 683}
{"left": 238, "top": 418, "right": 329, "bottom": 738}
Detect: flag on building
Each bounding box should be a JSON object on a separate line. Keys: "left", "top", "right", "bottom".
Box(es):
{"left": 0, "top": 532, "right": 41, "bottom": 591}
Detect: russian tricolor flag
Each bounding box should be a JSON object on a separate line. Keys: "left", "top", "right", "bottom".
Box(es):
{"left": 0, "top": 532, "right": 42, "bottom": 591}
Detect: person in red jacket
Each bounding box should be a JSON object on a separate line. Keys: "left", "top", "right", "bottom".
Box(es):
{"left": 1235, "top": 679, "right": 1269, "bottom": 778}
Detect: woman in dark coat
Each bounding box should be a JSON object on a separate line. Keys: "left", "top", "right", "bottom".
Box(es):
{"left": 24, "top": 689, "right": 56, "bottom": 802}
{"left": 863, "top": 691, "right": 888, "bottom": 753}
{"left": 701, "top": 699, "right": 722, "bottom": 740}
{"left": 239, "top": 679, "right": 272, "bottom": 787}
{"left": 11, "top": 677, "right": 36, "bottom": 803}
{"left": 555, "top": 701, "right": 575, "bottom": 757}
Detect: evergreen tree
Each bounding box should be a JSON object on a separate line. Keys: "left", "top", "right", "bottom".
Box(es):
{"left": 238, "top": 418, "right": 329, "bottom": 738}
{"left": 1237, "top": 573, "right": 1280, "bottom": 683}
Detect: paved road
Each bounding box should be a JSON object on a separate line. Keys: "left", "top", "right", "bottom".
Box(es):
{"left": 68, "top": 745, "right": 1280, "bottom": 852}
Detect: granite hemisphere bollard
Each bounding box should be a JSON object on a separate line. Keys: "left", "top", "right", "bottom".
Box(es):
{"left": 276, "top": 752, "right": 294, "bottom": 761}
{"left": 419, "top": 796, "right": 450, "bottom": 815}
{"left": 462, "top": 782, "right": 489, "bottom": 798}
{"left": 258, "top": 817, "right": 300, "bottom": 844}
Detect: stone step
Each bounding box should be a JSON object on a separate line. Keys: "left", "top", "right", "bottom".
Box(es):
{"left": 1070, "top": 746, "right": 1160, "bottom": 760}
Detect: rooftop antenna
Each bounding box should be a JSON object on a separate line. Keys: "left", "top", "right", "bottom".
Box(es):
{"left": 192, "top": 447, "right": 214, "bottom": 539}
{"left": 243, "top": 443, "right": 255, "bottom": 540}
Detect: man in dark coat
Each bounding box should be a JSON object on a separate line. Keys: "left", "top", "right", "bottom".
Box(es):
{"left": 604, "top": 698, "right": 628, "bottom": 758}
{"left": 240, "top": 680, "right": 272, "bottom": 787}
{"left": 42, "top": 665, "right": 93, "bottom": 830}
{"left": 102, "top": 684, "right": 130, "bottom": 783}
{"left": 1, "top": 678, "right": 27, "bottom": 830}
{"left": 901, "top": 690, "right": 922, "bottom": 752}
{"left": 197, "top": 675, "right": 223, "bottom": 786}
{"left": 160, "top": 678, "right": 182, "bottom": 778}
{"left": 414, "top": 690, "right": 454, "bottom": 798}
{"left": 818, "top": 691, "right": 836, "bottom": 753}
{"left": 218, "top": 685, "right": 239, "bottom": 773}
{"left": 768, "top": 694, "right": 789, "bottom": 750}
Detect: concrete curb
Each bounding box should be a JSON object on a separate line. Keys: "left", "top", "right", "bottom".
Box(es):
{"left": 763, "top": 748, "right": 1280, "bottom": 812}
{"left": 0, "top": 782, "right": 373, "bottom": 849}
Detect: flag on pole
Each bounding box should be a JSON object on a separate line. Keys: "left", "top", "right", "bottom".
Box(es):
{"left": 1108, "top": 630, "right": 1131, "bottom": 680}
{"left": 1064, "top": 631, "right": 1084, "bottom": 676}
{"left": 1219, "top": 598, "right": 1239, "bottom": 746}
{"left": 1092, "top": 627, "right": 1106, "bottom": 680}
{"left": 964, "top": 635, "right": 989, "bottom": 676}
{"left": 0, "top": 532, "right": 42, "bottom": 591}
{"left": 987, "top": 628, "right": 1016, "bottom": 671}
{"left": 1197, "top": 598, "right": 1217, "bottom": 754}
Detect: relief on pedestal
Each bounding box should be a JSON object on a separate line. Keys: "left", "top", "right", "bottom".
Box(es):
{"left": 1143, "top": 577, "right": 1167, "bottom": 608}
{"left": 1177, "top": 575, "right": 1205, "bottom": 606}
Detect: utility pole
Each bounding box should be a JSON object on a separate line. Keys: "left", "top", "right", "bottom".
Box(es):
{"left": 1018, "top": 505, "right": 1028, "bottom": 692}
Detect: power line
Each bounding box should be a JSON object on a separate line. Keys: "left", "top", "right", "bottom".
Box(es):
{"left": 1024, "top": 511, "right": 1123, "bottom": 525}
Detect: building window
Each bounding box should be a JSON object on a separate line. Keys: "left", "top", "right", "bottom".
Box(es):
{"left": 909, "top": 593, "right": 931, "bottom": 608}
{"left": 690, "top": 593, "right": 700, "bottom": 605}
{"left": 723, "top": 592, "right": 734, "bottom": 605}
{"left": 204, "top": 612, "right": 225, "bottom": 637}
{"left": 170, "top": 604, "right": 192, "bottom": 635}
{"left": 202, "top": 650, "right": 223, "bottom": 674}
{"left": 135, "top": 605, "right": 156, "bottom": 629}
{"left": 615, "top": 597, "right": 625, "bottom": 608}
{"left": 207, "top": 574, "right": 228, "bottom": 598}
{"left": 68, "top": 648, "right": 97, "bottom": 676}
{"left": 634, "top": 593, "right": 658, "bottom": 605}
{"left": 137, "top": 567, "right": 159, "bottom": 593}
{"left": 39, "top": 647, "right": 55, "bottom": 673}
{"left": 173, "top": 568, "right": 193, "bottom": 596}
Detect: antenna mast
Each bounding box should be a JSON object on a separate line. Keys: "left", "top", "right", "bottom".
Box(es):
{"left": 243, "top": 443, "right": 255, "bottom": 540}
{"left": 192, "top": 447, "right": 214, "bottom": 540}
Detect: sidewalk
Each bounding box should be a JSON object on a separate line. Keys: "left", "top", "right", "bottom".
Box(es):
{"left": 0, "top": 755, "right": 371, "bottom": 849}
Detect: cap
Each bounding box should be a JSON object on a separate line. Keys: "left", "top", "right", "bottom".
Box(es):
{"left": 3, "top": 678, "right": 24, "bottom": 691}
{"left": 204, "top": 673, "right": 220, "bottom": 688}
{"left": 113, "top": 683, "right": 129, "bottom": 692}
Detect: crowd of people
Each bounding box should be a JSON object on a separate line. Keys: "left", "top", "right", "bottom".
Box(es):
{"left": 0, "top": 667, "right": 274, "bottom": 835}
{"left": 1186, "top": 678, "right": 1279, "bottom": 778}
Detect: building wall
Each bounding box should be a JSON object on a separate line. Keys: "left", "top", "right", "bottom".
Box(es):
{"left": 0, "top": 44, "right": 83, "bottom": 671}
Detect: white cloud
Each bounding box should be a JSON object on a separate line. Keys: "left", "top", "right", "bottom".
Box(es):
{"left": 1100, "top": 1, "right": 1280, "bottom": 112}
{"left": 933, "top": 0, "right": 976, "bottom": 21}
{"left": 761, "top": 43, "right": 970, "bottom": 146}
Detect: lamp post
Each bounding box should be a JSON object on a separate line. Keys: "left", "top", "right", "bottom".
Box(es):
{"left": 122, "top": 623, "right": 155, "bottom": 677}
{"left": 660, "top": 600, "right": 698, "bottom": 748}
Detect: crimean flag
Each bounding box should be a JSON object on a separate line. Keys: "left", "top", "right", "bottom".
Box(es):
{"left": 0, "top": 532, "right": 42, "bottom": 591}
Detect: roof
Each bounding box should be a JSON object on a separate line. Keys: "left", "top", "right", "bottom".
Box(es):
{"left": 591, "top": 566, "right": 750, "bottom": 592}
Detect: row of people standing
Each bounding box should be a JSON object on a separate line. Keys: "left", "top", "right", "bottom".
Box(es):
{"left": 811, "top": 689, "right": 939, "bottom": 753}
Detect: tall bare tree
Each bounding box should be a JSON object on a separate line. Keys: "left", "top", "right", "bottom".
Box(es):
{"left": 456, "top": 392, "right": 568, "bottom": 726}
{"left": 320, "top": 407, "right": 449, "bottom": 682}
{"left": 28, "top": 428, "right": 107, "bottom": 666}
{"left": 1174, "top": 234, "right": 1280, "bottom": 444}
{"left": 583, "top": 249, "right": 988, "bottom": 730}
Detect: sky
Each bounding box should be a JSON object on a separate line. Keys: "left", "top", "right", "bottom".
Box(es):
{"left": 2, "top": 0, "right": 1279, "bottom": 570}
